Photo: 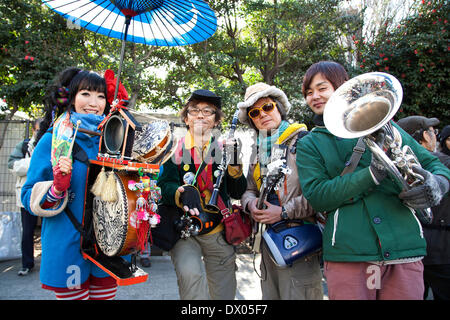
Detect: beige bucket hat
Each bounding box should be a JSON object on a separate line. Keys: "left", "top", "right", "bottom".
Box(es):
{"left": 237, "top": 82, "right": 291, "bottom": 126}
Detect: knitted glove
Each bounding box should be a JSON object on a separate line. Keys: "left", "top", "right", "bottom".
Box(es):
{"left": 399, "top": 165, "right": 449, "bottom": 209}
{"left": 104, "top": 69, "right": 128, "bottom": 105}
{"left": 53, "top": 165, "right": 71, "bottom": 193}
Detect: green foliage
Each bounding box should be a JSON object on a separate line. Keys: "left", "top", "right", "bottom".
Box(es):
{"left": 8, "top": 0, "right": 433, "bottom": 133}
{"left": 0, "top": 0, "right": 73, "bottom": 117}
{"left": 355, "top": 0, "right": 449, "bottom": 126}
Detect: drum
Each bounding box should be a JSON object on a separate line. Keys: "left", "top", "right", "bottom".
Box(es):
{"left": 92, "top": 171, "right": 147, "bottom": 257}
{"left": 131, "top": 120, "right": 177, "bottom": 164}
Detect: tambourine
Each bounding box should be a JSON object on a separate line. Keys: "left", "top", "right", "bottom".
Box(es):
{"left": 131, "top": 120, "right": 177, "bottom": 165}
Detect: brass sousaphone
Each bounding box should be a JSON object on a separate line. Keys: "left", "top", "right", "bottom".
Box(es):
{"left": 323, "top": 72, "right": 433, "bottom": 224}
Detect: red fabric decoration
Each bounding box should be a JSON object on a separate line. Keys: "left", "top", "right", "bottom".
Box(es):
{"left": 104, "top": 69, "right": 129, "bottom": 105}
{"left": 137, "top": 220, "right": 150, "bottom": 252}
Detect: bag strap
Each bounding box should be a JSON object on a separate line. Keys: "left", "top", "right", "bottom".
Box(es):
{"left": 22, "top": 139, "right": 31, "bottom": 157}
{"left": 290, "top": 130, "right": 309, "bottom": 154}
{"left": 340, "top": 137, "right": 366, "bottom": 176}
{"left": 72, "top": 142, "right": 90, "bottom": 166}
{"left": 64, "top": 206, "right": 90, "bottom": 239}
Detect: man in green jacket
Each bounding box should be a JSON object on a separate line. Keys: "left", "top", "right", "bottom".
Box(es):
{"left": 297, "top": 61, "right": 450, "bottom": 300}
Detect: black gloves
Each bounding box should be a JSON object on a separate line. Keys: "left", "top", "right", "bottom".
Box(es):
{"left": 179, "top": 185, "right": 203, "bottom": 211}
{"left": 399, "top": 165, "right": 449, "bottom": 209}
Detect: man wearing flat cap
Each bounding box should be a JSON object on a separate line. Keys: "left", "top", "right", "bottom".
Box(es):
{"left": 157, "top": 88, "right": 247, "bottom": 299}
{"left": 397, "top": 115, "right": 450, "bottom": 300}
{"left": 397, "top": 116, "right": 440, "bottom": 153}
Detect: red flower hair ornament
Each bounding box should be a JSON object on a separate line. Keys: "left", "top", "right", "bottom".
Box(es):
{"left": 98, "top": 70, "right": 130, "bottom": 130}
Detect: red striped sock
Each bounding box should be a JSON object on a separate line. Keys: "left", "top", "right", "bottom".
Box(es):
{"left": 55, "top": 288, "right": 89, "bottom": 300}
{"left": 88, "top": 284, "right": 118, "bottom": 300}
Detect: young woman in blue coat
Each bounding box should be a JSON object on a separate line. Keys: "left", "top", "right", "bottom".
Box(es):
{"left": 21, "top": 68, "right": 118, "bottom": 300}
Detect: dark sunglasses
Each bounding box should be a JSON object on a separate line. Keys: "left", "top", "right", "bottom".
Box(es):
{"left": 248, "top": 102, "right": 276, "bottom": 120}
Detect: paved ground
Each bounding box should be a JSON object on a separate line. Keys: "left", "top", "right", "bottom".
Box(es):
{"left": 0, "top": 252, "right": 330, "bottom": 300}
{"left": 0, "top": 226, "right": 329, "bottom": 301}
{"left": 0, "top": 253, "right": 265, "bottom": 300}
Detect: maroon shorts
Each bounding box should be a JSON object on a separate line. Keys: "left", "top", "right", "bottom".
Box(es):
{"left": 324, "top": 260, "right": 424, "bottom": 300}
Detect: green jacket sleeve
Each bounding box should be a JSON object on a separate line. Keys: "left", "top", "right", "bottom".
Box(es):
{"left": 296, "top": 133, "right": 376, "bottom": 213}
{"left": 157, "top": 159, "right": 181, "bottom": 206}
{"left": 8, "top": 141, "right": 26, "bottom": 169}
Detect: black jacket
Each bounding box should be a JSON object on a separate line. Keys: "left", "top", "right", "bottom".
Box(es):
{"left": 423, "top": 151, "right": 450, "bottom": 265}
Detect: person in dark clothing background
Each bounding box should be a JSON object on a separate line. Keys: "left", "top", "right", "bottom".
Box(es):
{"left": 439, "top": 125, "right": 450, "bottom": 157}
{"left": 8, "top": 118, "right": 42, "bottom": 276}
{"left": 397, "top": 116, "right": 450, "bottom": 300}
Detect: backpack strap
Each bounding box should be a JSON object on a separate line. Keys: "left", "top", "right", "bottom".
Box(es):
{"left": 290, "top": 130, "right": 309, "bottom": 154}
{"left": 72, "top": 142, "right": 90, "bottom": 166}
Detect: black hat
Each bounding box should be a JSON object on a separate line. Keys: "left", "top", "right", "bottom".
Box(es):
{"left": 188, "top": 89, "right": 221, "bottom": 109}
{"left": 440, "top": 125, "right": 450, "bottom": 144}
{"left": 397, "top": 116, "right": 440, "bottom": 135}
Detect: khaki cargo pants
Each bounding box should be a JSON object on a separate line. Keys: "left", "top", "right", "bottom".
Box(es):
{"left": 170, "top": 231, "right": 236, "bottom": 300}
{"left": 260, "top": 241, "right": 324, "bottom": 300}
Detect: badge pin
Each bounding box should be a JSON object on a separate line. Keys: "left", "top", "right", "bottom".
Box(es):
{"left": 183, "top": 164, "right": 190, "bottom": 171}
{"left": 183, "top": 172, "right": 195, "bottom": 185}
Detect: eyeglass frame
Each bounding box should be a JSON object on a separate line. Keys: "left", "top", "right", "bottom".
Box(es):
{"left": 427, "top": 128, "right": 439, "bottom": 136}
{"left": 187, "top": 107, "right": 217, "bottom": 117}
{"left": 247, "top": 101, "right": 277, "bottom": 120}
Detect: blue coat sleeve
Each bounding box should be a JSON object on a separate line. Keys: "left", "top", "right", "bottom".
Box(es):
{"left": 21, "top": 133, "right": 53, "bottom": 215}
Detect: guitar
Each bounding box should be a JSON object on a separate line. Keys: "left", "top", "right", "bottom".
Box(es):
{"left": 252, "top": 145, "right": 292, "bottom": 253}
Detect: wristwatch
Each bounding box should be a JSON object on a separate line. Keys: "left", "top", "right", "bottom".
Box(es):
{"left": 280, "top": 206, "right": 288, "bottom": 220}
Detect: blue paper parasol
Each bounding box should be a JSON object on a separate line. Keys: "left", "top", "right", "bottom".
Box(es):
{"left": 42, "top": 0, "right": 217, "bottom": 100}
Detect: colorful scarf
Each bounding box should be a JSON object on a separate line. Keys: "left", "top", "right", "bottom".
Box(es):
{"left": 257, "top": 120, "right": 290, "bottom": 167}
{"left": 51, "top": 111, "right": 104, "bottom": 167}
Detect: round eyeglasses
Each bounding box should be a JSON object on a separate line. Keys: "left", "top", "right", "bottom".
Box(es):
{"left": 187, "top": 108, "right": 216, "bottom": 116}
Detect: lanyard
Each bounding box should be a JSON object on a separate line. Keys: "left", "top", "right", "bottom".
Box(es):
{"left": 190, "top": 136, "right": 214, "bottom": 190}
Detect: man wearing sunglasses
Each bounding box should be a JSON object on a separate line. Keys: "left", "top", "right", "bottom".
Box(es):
{"left": 157, "top": 89, "right": 247, "bottom": 300}
{"left": 237, "top": 82, "right": 323, "bottom": 300}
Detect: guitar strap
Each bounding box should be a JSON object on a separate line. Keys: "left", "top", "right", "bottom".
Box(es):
{"left": 253, "top": 130, "right": 300, "bottom": 253}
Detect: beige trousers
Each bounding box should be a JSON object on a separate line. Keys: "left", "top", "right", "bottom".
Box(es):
{"left": 260, "top": 241, "right": 324, "bottom": 300}
{"left": 170, "top": 231, "right": 236, "bottom": 300}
